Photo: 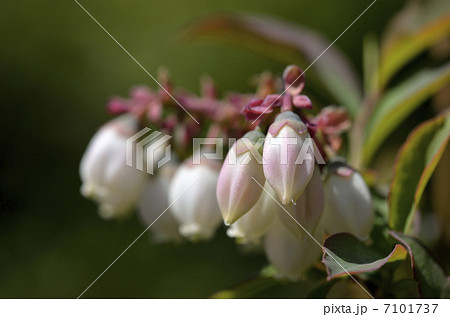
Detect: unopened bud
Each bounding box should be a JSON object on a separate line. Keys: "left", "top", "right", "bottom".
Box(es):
{"left": 217, "top": 130, "right": 266, "bottom": 225}
{"left": 263, "top": 111, "right": 315, "bottom": 205}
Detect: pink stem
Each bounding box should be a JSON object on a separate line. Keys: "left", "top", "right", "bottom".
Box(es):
{"left": 281, "top": 94, "right": 292, "bottom": 112}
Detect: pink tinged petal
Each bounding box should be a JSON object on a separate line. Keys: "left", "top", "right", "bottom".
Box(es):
{"left": 146, "top": 100, "right": 163, "bottom": 122}
{"left": 242, "top": 96, "right": 283, "bottom": 121}
{"left": 262, "top": 94, "right": 282, "bottom": 107}
{"left": 106, "top": 97, "right": 130, "bottom": 115}
{"left": 315, "top": 106, "right": 351, "bottom": 135}
{"left": 268, "top": 111, "right": 309, "bottom": 136}
{"left": 263, "top": 112, "right": 315, "bottom": 205}
{"left": 277, "top": 167, "right": 324, "bottom": 238}
{"left": 217, "top": 131, "right": 266, "bottom": 225}
{"left": 292, "top": 95, "right": 313, "bottom": 109}
{"left": 130, "top": 86, "right": 153, "bottom": 101}
{"left": 326, "top": 134, "right": 344, "bottom": 152}
{"left": 336, "top": 166, "right": 354, "bottom": 178}
{"left": 283, "top": 65, "right": 305, "bottom": 96}
{"left": 242, "top": 98, "right": 273, "bottom": 121}
{"left": 200, "top": 76, "right": 217, "bottom": 99}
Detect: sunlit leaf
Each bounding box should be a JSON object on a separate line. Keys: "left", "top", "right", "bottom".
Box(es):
{"left": 389, "top": 231, "right": 450, "bottom": 298}
{"left": 322, "top": 233, "right": 407, "bottom": 280}
{"left": 379, "top": 0, "right": 450, "bottom": 87}
{"left": 184, "top": 13, "right": 362, "bottom": 115}
{"left": 363, "top": 63, "right": 450, "bottom": 164}
{"left": 389, "top": 112, "right": 450, "bottom": 232}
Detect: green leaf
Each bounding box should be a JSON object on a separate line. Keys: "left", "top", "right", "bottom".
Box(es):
{"left": 363, "top": 33, "right": 379, "bottom": 94}
{"left": 210, "top": 266, "right": 325, "bottom": 298}
{"left": 363, "top": 63, "right": 450, "bottom": 164}
{"left": 388, "top": 112, "right": 450, "bottom": 232}
{"left": 389, "top": 231, "right": 450, "bottom": 298}
{"left": 210, "top": 275, "right": 278, "bottom": 299}
{"left": 379, "top": 0, "right": 450, "bottom": 87}
{"left": 210, "top": 266, "right": 278, "bottom": 298}
{"left": 322, "top": 233, "right": 407, "bottom": 280}
{"left": 306, "top": 280, "right": 338, "bottom": 299}
{"left": 183, "top": 13, "right": 362, "bottom": 115}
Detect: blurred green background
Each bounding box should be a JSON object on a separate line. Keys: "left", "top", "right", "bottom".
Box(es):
{"left": 0, "top": 0, "right": 406, "bottom": 298}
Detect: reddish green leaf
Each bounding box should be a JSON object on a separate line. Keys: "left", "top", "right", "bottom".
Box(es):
{"left": 379, "top": 0, "right": 450, "bottom": 87}
{"left": 389, "top": 231, "right": 450, "bottom": 298}
{"left": 322, "top": 233, "right": 407, "bottom": 280}
{"left": 389, "top": 112, "right": 450, "bottom": 232}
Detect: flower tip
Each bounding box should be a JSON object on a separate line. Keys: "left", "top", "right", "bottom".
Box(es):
{"left": 80, "top": 183, "right": 93, "bottom": 198}
{"left": 281, "top": 195, "right": 291, "bottom": 206}
{"left": 223, "top": 214, "right": 237, "bottom": 226}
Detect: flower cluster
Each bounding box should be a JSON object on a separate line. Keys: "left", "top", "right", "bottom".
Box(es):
{"left": 80, "top": 65, "right": 374, "bottom": 280}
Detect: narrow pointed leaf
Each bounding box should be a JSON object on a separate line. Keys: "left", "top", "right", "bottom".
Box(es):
{"left": 389, "top": 112, "right": 450, "bottom": 232}
{"left": 322, "top": 233, "right": 407, "bottom": 280}
{"left": 363, "top": 63, "right": 450, "bottom": 164}
{"left": 184, "top": 13, "right": 362, "bottom": 115}
{"left": 363, "top": 33, "right": 379, "bottom": 94}
{"left": 379, "top": 0, "right": 450, "bottom": 86}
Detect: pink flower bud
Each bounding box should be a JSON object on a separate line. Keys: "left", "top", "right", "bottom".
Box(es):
{"left": 320, "top": 163, "right": 374, "bottom": 240}
{"left": 263, "top": 111, "right": 315, "bottom": 205}
{"left": 264, "top": 217, "right": 322, "bottom": 280}
{"left": 168, "top": 159, "right": 222, "bottom": 241}
{"left": 217, "top": 130, "right": 266, "bottom": 225}
{"left": 227, "top": 182, "right": 277, "bottom": 245}
{"left": 79, "top": 115, "right": 148, "bottom": 219}
{"left": 277, "top": 167, "right": 324, "bottom": 238}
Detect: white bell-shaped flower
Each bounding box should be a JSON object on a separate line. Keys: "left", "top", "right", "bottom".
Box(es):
{"left": 320, "top": 163, "right": 374, "bottom": 240}
{"left": 80, "top": 115, "right": 148, "bottom": 219}
{"left": 137, "top": 164, "right": 181, "bottom": 243}
{"left": 264, "top": 217, "right": 322, "bottom": 280}
{"left": 168, "top": 158, "right": 222, "bottom": 241}
{"left": 227, "top": 182, "right": 277, "bottom": 245}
